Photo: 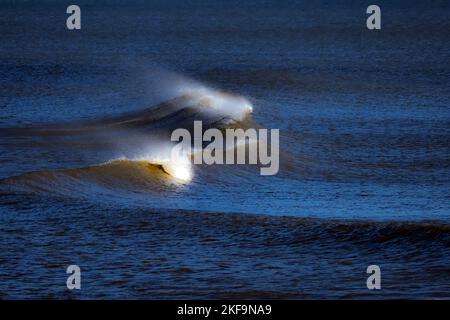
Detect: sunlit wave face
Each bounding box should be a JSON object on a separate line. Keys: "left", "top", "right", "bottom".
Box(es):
{"left": 161, "top": 150, "right": 193, "bottom": 182}
{"left": 162, "top": 161, "right": 193, "bottom": 182}
{"left": 123, "top": 144, "right": 193, "bottom": 182}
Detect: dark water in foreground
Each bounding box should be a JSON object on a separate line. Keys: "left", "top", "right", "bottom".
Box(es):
{"left": 2, "top": 201, "right": 450, "bottom": 299}
{"left": 0, "top": 0, "right": 449, "bottom": 298}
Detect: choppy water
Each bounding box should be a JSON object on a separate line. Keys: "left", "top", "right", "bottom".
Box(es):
{"left": 0, "top": 0, "right": 449, "bottom": 299}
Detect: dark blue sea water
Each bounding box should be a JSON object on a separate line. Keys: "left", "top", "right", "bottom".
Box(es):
{"left": 0, "top": 0, "right": 449, "bottom": 298}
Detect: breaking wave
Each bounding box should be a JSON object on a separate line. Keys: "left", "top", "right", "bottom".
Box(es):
{"left": 0, "top": 79, "right": 260, "bottom": 193}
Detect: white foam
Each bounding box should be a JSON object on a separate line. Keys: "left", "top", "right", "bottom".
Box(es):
{"left": 153, "top": 71, "right": 253, "bottom": 122}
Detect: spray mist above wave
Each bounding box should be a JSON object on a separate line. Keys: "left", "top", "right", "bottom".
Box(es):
{"left": 152, "top": 70, "right": 254, "bottom": 123}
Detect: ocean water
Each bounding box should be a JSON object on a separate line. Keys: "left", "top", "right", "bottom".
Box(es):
{"left": 0, "top": 0, "right": 449, "bottom": 299}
